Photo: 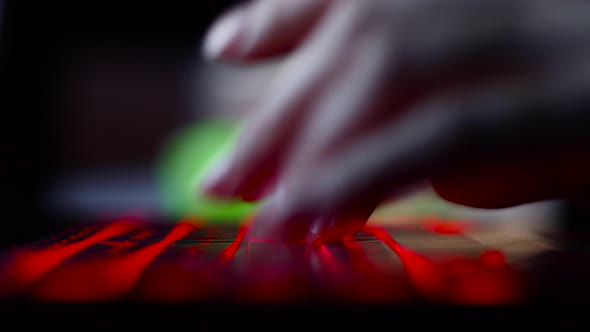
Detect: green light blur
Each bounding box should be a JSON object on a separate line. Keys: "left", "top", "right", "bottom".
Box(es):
{"left": 156, "top": 119, "right": 257, "bottom": 223}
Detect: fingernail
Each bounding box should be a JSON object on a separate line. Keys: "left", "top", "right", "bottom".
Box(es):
{"left": 200, "top": 158, "right": 233, "bottom": 197}
{"left": 240, "top": 182, "right": 266, "bottom": 202}
{"left": 307, "top": 218, "right": 327, "bottom": 247}
{"left": 203, "top": 9, "right": 244, "bottom": 60}
{"left": 241, "top": 188, "right": 262, "bottom": 202}
{"left": 241, "top": 180, "right": 274, "bottom": 202}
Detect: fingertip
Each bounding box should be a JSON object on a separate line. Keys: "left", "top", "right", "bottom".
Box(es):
{"left": 203, "top": 8, "right": 246, "bottom": 60}
{"left": 238, "top": 166, "right": 279, "bottom": 202}
{"left": 240, "top": 187, "right": 265, "bottom": 202}
{"left": 249, "top": 188, "right": 312, "bottom": 243}
{"left": 429, "top": 164, "right": 554, "bottom": 210}
{"left": 199, "top": 158, "right": 237, "bottom": 198}
{"left": 316, "top": 221, "right": 365, "bottom": 244}
{"left": 306, "top": 218, "right": 327, "bottom": 246}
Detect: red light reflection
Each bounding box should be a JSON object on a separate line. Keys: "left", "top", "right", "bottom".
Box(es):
{"left": 30, "top": 222, "right": 198, "bottom": 302}
{"left": 0, "top": 217, "right": 530, "bottom": 304}
{"left": 0, "top": 220, "right": 138, "bottom": 298}
{"left": 131, "top": 225, "right": 249, "bottom": 302}
{"left": 312, "top": 242, "right": 412, "bottom": 303}
{"left": 362, "top": 226, "right": 526, "bottom": 304}
{"left": 422, "top": 218, "right": 471, "bottom": 235}
{"left": 233, "top": 225, "right": 312, "bottom": 303}
{"left": 218, "top": 226, "right": 247, "bottom": 262}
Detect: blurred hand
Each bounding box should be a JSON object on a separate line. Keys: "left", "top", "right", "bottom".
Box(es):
{"left": 200, "top": 0, "right": 590, "bottom": 244}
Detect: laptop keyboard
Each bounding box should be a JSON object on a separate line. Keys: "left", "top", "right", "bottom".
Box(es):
{"left": 0, "top": 218, "right": 529, "bottom": 304}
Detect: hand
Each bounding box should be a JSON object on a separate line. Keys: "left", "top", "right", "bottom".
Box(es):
{"left": 200, "top": 0, "right": 590, "bottom": 243}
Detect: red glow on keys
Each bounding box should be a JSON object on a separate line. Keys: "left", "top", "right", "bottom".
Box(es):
{"left": 0, "top": 220, "right": 138, "bottom": 297}
{"left": 312, "top": 243, "right": 412, "bottom": 303}
{"left": 234, "top": 226, "right": 313, "bottom": 303}
{"left": 480, "top": 250, "right": 506, "bottom": 267}
{"left": 131, "top": 262, "right": 223, "bottom": 302}
{"left": 422, "top": 218, "right": 471, "bottom": 235}
{"left": 362, "top": 226, "right": 525, "bottom": 304}
{"left": 364, "top": 227, "right": 446, "bottom": 299}
{"left": 312, "top": 244, "right": 348, "bottom": 278}
{"left": 30, "top": 222, "right": 198, "bottom": 302}
{"left": 131, "top": 225, "right": 250, "bottom": 302}
{"left": 341, "top": 242, "right": 376, "bottom": 273}
{"left": 236, "top": 265, "right": 310, "bottom": 303}
{"left": 218, "top": 226, "right": 247, "bottom": 262}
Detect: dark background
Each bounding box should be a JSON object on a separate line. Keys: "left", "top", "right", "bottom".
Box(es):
{"left": 0, "top": 0, "right": 241, "bottom": 247}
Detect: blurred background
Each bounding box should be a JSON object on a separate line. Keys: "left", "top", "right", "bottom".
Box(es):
{"left": 0, "top": 0, "right": 563, "bottom": 248}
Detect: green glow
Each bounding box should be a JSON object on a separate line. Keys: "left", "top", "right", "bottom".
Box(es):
{"left": 156, "top": 119, "right": 257, "bottom": 223}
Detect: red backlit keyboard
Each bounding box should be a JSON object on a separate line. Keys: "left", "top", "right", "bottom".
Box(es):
{"left": 0, "top": 217, "right": 538, "bottom": 305}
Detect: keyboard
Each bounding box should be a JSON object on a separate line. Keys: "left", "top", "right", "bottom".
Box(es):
{"left": 0, "top": 216, "right": 583, "bottom": 305}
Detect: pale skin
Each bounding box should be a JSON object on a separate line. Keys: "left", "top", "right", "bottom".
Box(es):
{"left": 200, "top": 0, "right": 590, "bottom": 244}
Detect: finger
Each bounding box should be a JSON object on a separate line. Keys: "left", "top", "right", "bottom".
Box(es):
{"left": 282, "top": 100, "right": 463, "bottom": 218}
{"left": 429, "top": 57, "right": 590, "bottom": 208}
{"left": 239, "top": 166, "right": 280, "bottom": 202}
{"left": 282, "top": 23, "right": 399, "bottom": 178}
{"left": 307, "top": 197, "right": 379, "bottom": 246}
{"left": 267, "top": 28, "right": 394, "bottom": 244}
{"left": 248, "top": 192, "right": 317, "bottom": 243}
{"left": 248, "top": 198, "right": 378, "bottom": 244}
{"left": 431, "top": 148, "right": 590, "bottom": 209}
{"left": 200, "top": 1, "right": 365, "bottom": 199}
{"left": 203, "top": 0, "right": 332, "bottom": 61}
{"left": 247, "top": 188, "right": 378, "bottom": 244}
